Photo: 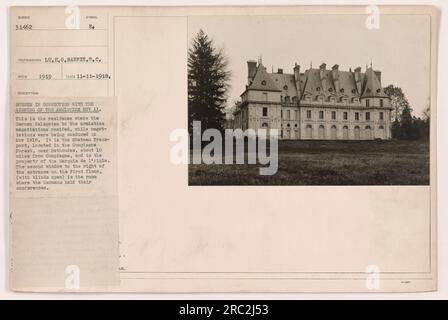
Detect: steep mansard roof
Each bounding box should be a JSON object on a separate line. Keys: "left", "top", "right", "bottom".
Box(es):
{"left": 247, "top": 63, "right": 281, "bottom": 92}
{"left": 336, "top": 70, "right": 360, "bottom": 98}
{"left": 270, "top": 73, "right": 298, "bottom": 97}
{"left": 246, "top": 63, "right": 388, "bottom": 100}
{"left": 361, "top": 67, "right": 388, "bottom": 98}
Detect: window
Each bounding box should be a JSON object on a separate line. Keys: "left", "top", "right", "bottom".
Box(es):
{"left": 263, "top": 92, "right": 268, "bottom": 101}
{"left": 332, "top": 111, "right": 336, "bottom": 120}
{"left": 283, "top": 85, "right": 288, "bottom": 90}
{"left": 355, "top": 112, "right": 359, "bottom": 121}
{"left": 319, "top": 111, "right": 324, "bottom": 119}
{"left": 285, "top": 96, "right": 290, "bottom": 103}
{"left": 281, "top": 110, "right": 283, "bottom": 119}
{"left": 261, "top": 80, "right": 266, "bottom": 86}
{"left": 286, "top": 110, "right": 290, "bottom": 120}
{"left": 294, "top": 110, "right": 298, "bottom": 120}
{"left": 307, "top": 110, "right": 312, "bottom": 119}
{"left": 366, "top": 112, "right": 371, "bottom": 121}
{"left": 366, "top": 99, "right": 370, "bottom": 107}
{"left": 380, "top": 99, "right": 384, "bottom": 107}
{"left": 262, "top": 107, "right": 268, "bottom": 117}
{"left": 380, "top": 112, "right": 384, "bottom": 120}
{"left": 343, "top": 112, "right": 348, "bottom": 120}
{"left": 262, "top": 122, "right": 269, "bottom": 128}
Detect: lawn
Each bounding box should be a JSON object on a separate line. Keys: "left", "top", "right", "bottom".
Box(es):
{"left": 188, "top": 139, "right": 430, "bottom": 185}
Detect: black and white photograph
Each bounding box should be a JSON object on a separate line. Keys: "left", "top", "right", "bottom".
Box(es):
{"left": 188, "top": 14, "right": 431, "bottom": 185}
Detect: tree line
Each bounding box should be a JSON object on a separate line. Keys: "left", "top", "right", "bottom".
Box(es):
{"left": 384, "top": 85, "right": 430, "bottom": 140}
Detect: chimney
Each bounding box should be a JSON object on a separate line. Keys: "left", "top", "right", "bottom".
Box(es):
{"left": 247, "top": 60, "right": 257, "bottom": 84}
{"left": 332, "top": 64, "right": 339, "bottom": 72}
{"left": 293, "top": 63, "right": 301, "bottom": 97}
{"left": 277, "top": 68, "right": 283, "bottom": 74}
{"left": 354, "top": 66, "right": 362, "bottom": 94}
{"left": 319, "top": 63, "right": 327, "bottom": 91}
{"left": 293, "top": 63, "right": 300, "bottom": 79}
{"left": 332, "top": 64, "right": 340, "bottom": 93}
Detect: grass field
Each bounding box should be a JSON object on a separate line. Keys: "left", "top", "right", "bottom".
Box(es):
{"left": 188, "top": 139, "right": 430, "bottom": 185}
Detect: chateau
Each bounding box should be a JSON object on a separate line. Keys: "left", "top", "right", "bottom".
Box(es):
{"left": 233, "top": 60, "right": 392, "bottom": 140}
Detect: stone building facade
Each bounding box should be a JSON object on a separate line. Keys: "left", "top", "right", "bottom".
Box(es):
{"left": 233, "top": 60, "right": 392, "bottom": 140}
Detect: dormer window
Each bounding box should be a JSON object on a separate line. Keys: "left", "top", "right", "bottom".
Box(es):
{"left": 352, "top": 89, "right": 356, "bottom": 94}
{"left": 366, "top": 88, "right": 371, "bottom": 93}
{"left": 283, "top": 85, "right": 288, "bottom": 90}
{"left": 376, "top": 89, "right": 381, "bottom": 93}
{"left": 340, "top": 88, "right": 345, "bottom": 93}
{"left": 328, "top": 88, "right": 333, "bottom": 92}
{"left": 316, "top": 87, "right": 321, "bottom": 91}
{"left": 261, "top": 80, "right": 266, "bottom": 85}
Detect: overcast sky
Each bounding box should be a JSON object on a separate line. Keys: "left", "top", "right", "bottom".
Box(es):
{"left": 188, "top": 14, "right": 431, "bottom": 116}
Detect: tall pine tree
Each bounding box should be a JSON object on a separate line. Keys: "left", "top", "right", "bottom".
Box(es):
{"left": 188, "top": 30, "right": 230, "bottom": 133}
